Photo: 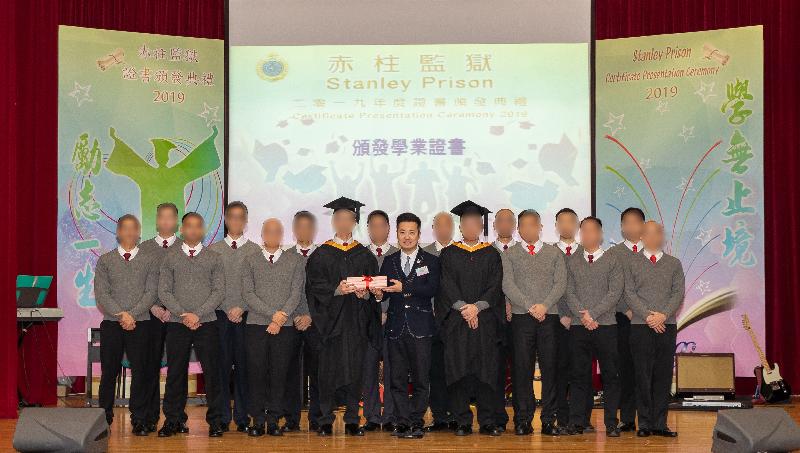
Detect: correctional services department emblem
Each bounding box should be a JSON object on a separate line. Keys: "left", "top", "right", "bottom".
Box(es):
{"left": 257, "top": 54, "right": 288, "bottom": 81}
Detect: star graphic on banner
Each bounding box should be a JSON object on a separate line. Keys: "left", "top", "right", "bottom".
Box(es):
{"left": 197, "top": 102, "right": 220, "bottom": 127}
{"left": 69, "top": 82, "right": 92, "bottom": 107}
{"left": 695, "top": 227, "right": 714, "bottom": 245}
{"left": 639, "top": 158, "right": 652, "bottom": 170}
{"left": 678, "top": 125, "right": 695, "bottom": 143}
{"left": 614, "top": 186, "right": 626, "bottom": 198}
{"left": 603, "top": 112, "right": 625, "bottom": 137}
{"left": 676, "top": 177, "right": 695, "bottom": 192}
{"left": 695, "top": 279, "right": 712, "bottom": 296}
{"left": 694, "top": 81, "right": 717, "bottom": 103}
{"left": 655, "top": 100, "right": 669, "bottom": 115}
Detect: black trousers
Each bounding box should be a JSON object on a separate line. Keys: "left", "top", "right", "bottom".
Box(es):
{"left": 215, "top": 310, "right": 249, "bottom": 426}
{"left": 362, "top": 332, "right": 394, "bottom": 424}
{"left": 162, "top": 321, "right": 224, "bottom": 426}
{"left": 388, "top": 332, "right": 432, "bottom": 427}
{"left": 428, "top": 332, "right": 453, "bottom": 423}
{"left": 246, "top": 324, "right": 299, "bottom": 425}
{"left": 568, "top": 324, "right": 621, "bottom": 431}
{"left": 450, "top": 374, "right": 497, "bottom": 427}
{"left": 144, "top": 313, "right": 167, "bottom": 425}
{"left": 494, "top": 323, "right": 512, "bottom": 426}
{"left": 318, "top": 381, "right": 361, "bottom": 425}
{"left": 98, "top": 320, "right": 149, "bottom": 424}
{"left": 511, "top": 314, "right": 558, "bottom": 426}
{"left": 555, "top": 321, "right": 593, "bottom": 427}
{"left": 616, "top": 312, "right": 637, "bottom": 425}
{"left": 284, "top": 324, "right": 322, "bottom": 426}
{"left": 630, "top": 324, "right": 676, "bottom": 431}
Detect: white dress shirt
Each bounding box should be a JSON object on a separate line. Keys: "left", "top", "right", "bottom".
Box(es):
{"left": 556, "top": 239, "right": 579, "bottom": 255}
{"left": 433, "top": 240, "right": 453, "bottom": 252}
{"left": 262, "top": 246, "right": 283, "bottom": 263}
{"left": 583, "top": 246, "right": 605, "bottom": 263}
{"left": 117, "top": 245, "right": 139, "bottom": 260}
{"left": 494, "top": 239, "right": 518, "bottom": 251}
{"left": 181, "top": 242, "right": 203, "bottom": 256}
{"left": 643, "top": 249, "right": 664, "bottom": 263}
{"left": 519, "top": 239, "right": 543, "bottom": 254}
{"left": 332, "top": 234, "right": 354, "bottom": 245}
{"left": 225, "top": 235, "right": 249, "bottom": 248}
{"left": 369, "top": 242, "right": 391, "bottom": 256}
{"left": 624, "top": 239, "right": 644, "bottom": 253}
{"left": 155, "top": 234, "right": 177, "bottom": 248}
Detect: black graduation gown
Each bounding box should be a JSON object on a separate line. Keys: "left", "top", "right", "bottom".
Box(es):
{"left": 435, "top": 242, "right": 504, "bottom": 388}
{"left": 305, "top": 240, "right": 380, "bottom": 390}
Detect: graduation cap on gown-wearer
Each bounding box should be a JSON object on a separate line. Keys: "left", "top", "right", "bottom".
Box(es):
{"left": 450, "top": 200, "right": 492, "bottom": 237}
{"left": 323, "top": 196, "right": 365, "bottom": 223}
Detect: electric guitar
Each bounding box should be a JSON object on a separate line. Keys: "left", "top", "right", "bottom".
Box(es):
{"left": 741, "top": 314, "right": 791, "bottom": 403}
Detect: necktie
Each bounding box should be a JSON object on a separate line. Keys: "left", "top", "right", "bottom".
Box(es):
{"left": 527, "top": 244, "right": 536, "bottom": 255}
{"left": 588, "top": 254, "right": 594, "bottom": 263}
{"left": 343, "top": 242, "right": 349, "bottom": 247}
{"left": 301, "top": 249, "right": 309, "bottom": 257}
{"left": 189, "top": 249, "right": 196, "bottom": 258}
{"left": 650, "top": 254, "right": 657, "bottom": 264}
{"left": 162, "top": 240, "right": 168, "bottom": 249}
{"left": 376, "top": 247, "right": 383, "bottom": 257}
{"left": 633, "top": 244, "right": 638, "bottom": 253}
{"left": 123, "top": 252, "right": 131, "bottom": 261}
{"left": 566, "top": 245, "right": 572, "bottom": 256}
{"left": 269, "top": 254, "right": 274, "bottom": 264}
{"left": 231, "top": 241, "right": 237, "bottom": 250}
{"left": 403, "top": 255, "right": 412, "bottom": 276}
{"left": 503, "top": 244, "right": 508, "bottom": 251}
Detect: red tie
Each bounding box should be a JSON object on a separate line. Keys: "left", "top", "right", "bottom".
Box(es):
{"left": 503, "top": 244, "right": 508, "bottom": 251}
{"left": 633, "top": 244, "right": 638, "bottom": 253}
{"left": 162, "top": 240, "right": 168, "bottom": 249}
{"left": 566, "top": 245, "right": 572, "bottom": 256}
{"left": 189, "top": 249, "right": 195, "bottom": 258}
{"left": 343, "top": 242, "right": 349, "bottom": 247}
{"left": 269, "top": 254, "right": 274, "bottom": 263}
{"left": 123, "top": 253, "right": 131, "bottom": 261}
{"left": 301, "top": 249, "right": 309, "bottom": 257}
{"left": 376, "top": 247, "right": 383, "bottom": 257}
{"left": 588, "top": 254, "right": 594, "bottom": 263}
{"left": 527, "top": 244, "right": 536, "bottom": 255}
{"left": 650, "top": 254, "right": 657, "bottom": 264}
{"left": 231, "top": 241, "right": 237, "bottom": 250}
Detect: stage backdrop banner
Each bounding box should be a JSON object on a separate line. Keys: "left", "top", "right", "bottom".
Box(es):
{"left": 596, "top": 26, "right": 764, "bottom": 377}
{"left": 57, "top": 26, "right": 224, "bottom": 376}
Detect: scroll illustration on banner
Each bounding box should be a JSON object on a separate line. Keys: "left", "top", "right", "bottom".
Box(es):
{"left": 57, "top": 26, "right": 225, "bottom": 376}
{"left": 595, "top": 26, "right": 764, "bottom": 376}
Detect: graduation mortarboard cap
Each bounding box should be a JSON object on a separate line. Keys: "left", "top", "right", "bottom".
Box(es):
{"left": 450, "top": 200, "right": 491, "bottom": 237}
{"left": 324, "top": 196, "right": 365, "bottom": 223}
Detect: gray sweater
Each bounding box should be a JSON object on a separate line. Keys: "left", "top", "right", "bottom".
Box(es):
{"left": 501, "top": 243, "right": 566, "bottom": 315}
{"left": 158, "top": 247, "right": 225, "bottom": 323}
{"left": 94, "top": 249, "right": 158, "bottom": 321}
{"left": 207, "top": 239, "right": 261, "bottom": 311}
{"left": 139, "top": 237, "right": 183, "bottom": 310}
{"left": 241, "top": 250, "right": 306, "bottom": 325}
{"left": 606, "top": 242, "right": 643, "bottom": 313}
{"left": 553, "top": 243, "right": 584, "bottom": 318}
{"left": 565, "top": 251, "right": 624, "bottom": 325}
{"left": 624, "top": 252, "right": 685, "bottom": 324}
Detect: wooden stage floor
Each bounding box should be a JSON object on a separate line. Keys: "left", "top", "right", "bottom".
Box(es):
{"left": 0, "top": 398, "right": 798, "bottom": 452}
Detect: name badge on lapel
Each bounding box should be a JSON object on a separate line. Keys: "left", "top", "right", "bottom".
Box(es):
{"left": 416, "top": 265, "right": 429, "bottom": 276}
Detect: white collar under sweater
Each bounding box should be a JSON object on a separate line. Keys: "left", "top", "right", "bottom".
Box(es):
{"left": 117, "top": 245, "right": 139, "bottom": 260}
{"left": 181, "top": 242, "right": 203, "bottom": 257}
{"left": 643, "top": 249, "right": 664, "bottom": 263}
{"left": 583, "top": 246, "right": 605, "bottom": 263}
{"left": 224, "top": 235, "right": 249, "bottom": 248}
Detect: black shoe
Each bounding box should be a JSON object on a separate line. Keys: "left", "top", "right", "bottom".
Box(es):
{"left": 514, "top": 424, "right": 533, "bottom": 435}
{"left": 361, "top": 421, "right": 380, "bottom": 432}
{"left": 132, "top": 422, "right": 149, "bottom": 437}
{"left": 145, "top": 422, "right": 157, "bottom": 433}
{"left": 565, "top": 425, "right": 583, "bottom": 435}
{"left": 424, "top": 421, "right": 450, "bottom": 432}
{"left": 652, "top": 428, "right": 678, "bottom": 437}
{"left": 583, "top": 424, "right": 596, "bottom": 433}
{"left": 345, "top": 423, "right": 365, "bottom": 436}
{"left": 541, "top": 422, "right": 559, "bottom": 436}
{"left": 606, "top": 428, "right": 621, "bottom": 438}
{"left": 281, "top": 422, "right": 300, "bottom": 432}
{"left": 318, "top": 424, "right": 333, "bottom": 436}
{"left": 618, "top": 421, "right": 636, "bottom": 432}
{"left": 248, "top": 424, "right": 265, "bottom": 437}
{"left": 208, "top": 424, "right": 224, "bottom": 437}
{"left": 637, "top": 429, "right": 651, "bottom": 437}
{"left": 400, "top": 425, "right": 424, "bottom": 439}
{"left": 267, "top": 423, "right": 283, "bottom": 436}
{"left": 309, "top": 421, "right": 320, "bottom": 432}
{"left": 236, "top": 423, "right": 249, "bottom": 433}
{"left": 394, "top": 424, "right": 410, "bottom": 438}
{"left": 219, "top": 423, "right": 230, "bottom": 433}
{"left": 157, "top": 423, "right": 176, "bottom": 437}
{"left": 495, "top": 424, "right": 506, "bottom": 433}
{"left": 176, "top": 422, "right": 190, "bottom": 434}
{"left": 479, "top": 424, "right": 502, "bottom": 436}
{"left": 382, "top": 422, "right": 396, "bottom": 432}
{"left": 455, "top": 425, "right": 473, "bottom": 436}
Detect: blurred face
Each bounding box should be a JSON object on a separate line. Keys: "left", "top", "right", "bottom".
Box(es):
{"left": 156, "top": 207, "right": 178, "bottom": 237}
{"left": 621, "top": 212, "right": 645, "bottom": 243}
{"left": 368, "top": 215, "right": 390, "bottom": 245}
{"left": 224, "top": 206, "right": 247, "bottom": 237}
{"left": 517, "top": 214, "right": 542, "bottom": 244}
{"left": 117, "top": 218, "right": 141, "bottom": 249}
{"left": 432, "top": 213, "right": 454, "bottom": 244}
{"left": 493, "top": 209, "right": 516, "bottom": 239}
{"left": 180, "top": 215, "right": 205, "bottom": 246}
{"left": 580, "top": 220, "right": 603, "bottom": 251}
{"left": 397, "top": 221, "right": 420, "bottom": 252}
{"left": 293, "top": 217, "right": 316, "bottom": 245}
{"left": 332, "top": 209, "right": 356, "bottom": 237}
{"left": 262, "top": 219, "right": 284, "bottom": 250}
{"left": 555, "top": 212, "right": 579, "bottom": 241}
{"left": 641, "top": 221, "right": 665, "bottom": 252}
{"left": 460, "top": 214, "right": 483, "bottom": 242}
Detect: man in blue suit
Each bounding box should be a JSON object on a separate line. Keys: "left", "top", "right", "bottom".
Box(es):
{"left": 370, "top": 212, "right": 441, "bottom": 439}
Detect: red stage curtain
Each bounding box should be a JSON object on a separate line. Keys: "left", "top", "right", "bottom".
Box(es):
{"left": 596, "top": 0, "right": 800, "bottom": 388}
{"left": 2, "top": 0, "right": 223, "bottom": 416}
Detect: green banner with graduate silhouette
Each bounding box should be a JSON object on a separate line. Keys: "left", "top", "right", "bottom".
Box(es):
{"left": 57, "top": 26, "right": 224, "bottom": 376}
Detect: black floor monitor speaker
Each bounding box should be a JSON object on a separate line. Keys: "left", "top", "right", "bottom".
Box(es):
{"left": 13, "top": 408, "right": 109, "bottom": 453}
{"left": 712, "top": 407, "right": 800, "bottom": 453}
